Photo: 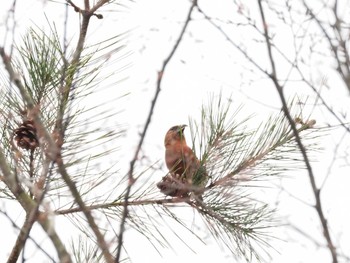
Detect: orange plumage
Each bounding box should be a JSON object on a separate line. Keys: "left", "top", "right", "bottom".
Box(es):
{"left": 157, "top": 125, "right": 207, "bottom": 198}
{"left": 164, "top": 125, "right": 199, "bottom": 181}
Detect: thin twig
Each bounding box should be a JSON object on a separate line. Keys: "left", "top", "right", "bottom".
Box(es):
{"left": 114, "top": 1, "right": 198, "bottom": 261}
{"left": 38, "top": 214, "right": 72, "bottom": 263}
{"left": 0, "top": 145, "right": 72, "bottom": 262}
{"left": 257, "top": 1, "right": 338, "bottom": 262}
{"left": 8, "top": 159, "right": 60, "bottom": 263}
{"left": 294, "top": 67, "right": 350, "bottom": 133}
{"left": 7, "top": 205, "right": 40, "bottom": 263}
{"left": 0, "top": 145, "right": 33, "bottom": 211}
{"left": 56, "top": 1, "right": 115, "bottom": 261}
{"left": 55, "top": 197, "right": 189, "bottom": 215}
{"left": 197, "top": 5, "right": 350, "bottom": 134}
{"left": 29, "top": 149, "right": 35, "bottom": 181}
{"left": 66, "top": 0, "right": 81, "bottom": 12}
{"left": 0, "top": 210, "right": 56, "bottom": 261}
{"left": 302, "top": 0, "right": 350, "bottom": 92}
{"left": 8, "top": 156, "right": 52, "bottom": 263}
{"left": 196, "top": 6, "right": 269, "bottom": 77}
{"left": 47, "top": 2, "right": 116, "bottom": 261}
{"left": 2, "top": 0, "right": 17, "bottom": 56}
{"left": 321, "top": 130, "right": 346, "bottom": 190}
{"left": 289, "top": 223, "right": 324, "bottom": 247}
{"left": 89, "top": 0, "right": 110, "bottom": 14}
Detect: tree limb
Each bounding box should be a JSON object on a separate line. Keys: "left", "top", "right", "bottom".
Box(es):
{"left": 115, "top": 1, "right": 198, "bottom": 261}
{"left": 257, "top": 1, "right": 338, "bottom": 262}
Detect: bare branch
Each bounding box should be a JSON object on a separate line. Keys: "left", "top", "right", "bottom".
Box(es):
{"left": 257, "top": 1, "right": 338, "bottom": 262}
{"left": 196, "top": 6, "right": 270, "bottom": 77}
{"left": 115, "top": 1, "right": 198, "bottom": 261}
{"left": 302, "top": 0, "right": 350, "bottom": 93}
{"left": 197, "top": 3, "right": 350, "bottom": 134}
{"left": 2, "top": 0, "right": 17, "bottom": 56}
{"left": 66, "top": 0, "right": 81, "bottom": 13}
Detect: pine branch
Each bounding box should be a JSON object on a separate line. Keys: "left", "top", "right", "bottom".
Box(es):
{"left": 193, "top": 5, "right": 342, "bottom": 260}
{"left": 55, "top": 2, "right": 118, "bottom": 262}
{"left": 1, "top": 1, "right": 115, "bottom": 261}
{"left": 55, "top": 197, "right": 187, "bottom": 215}
{"left": 54, "top": 94, "right": 318, "bottom": 261}
{"left": 1, "top": 1, "right": 332, "bottom": 262}
{"left": 209, "top": 119, "right": 315, "bottom": 188}
{"left": 190, "top": 198, "right": 272, "bottom": 261}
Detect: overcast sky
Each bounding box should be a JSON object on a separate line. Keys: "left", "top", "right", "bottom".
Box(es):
{"left": 1, "top": 1, "right": 350, "bottom": 262}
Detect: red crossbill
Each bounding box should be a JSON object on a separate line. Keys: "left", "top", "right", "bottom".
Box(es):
{"left": 157, "top": 125, "right": 207, "bottom": 198}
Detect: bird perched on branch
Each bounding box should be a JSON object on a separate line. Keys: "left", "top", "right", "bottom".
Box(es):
{"left": 157, "top": 125, "right": 208, "bottom": 199}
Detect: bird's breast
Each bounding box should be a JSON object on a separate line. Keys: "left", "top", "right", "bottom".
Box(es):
{"left": 165, "top": 148, "right": 183, "bottom": 171}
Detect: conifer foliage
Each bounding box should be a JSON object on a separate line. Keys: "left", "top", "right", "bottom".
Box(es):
{"left": 0, "top": 1, "right": 321, "bottom": 263}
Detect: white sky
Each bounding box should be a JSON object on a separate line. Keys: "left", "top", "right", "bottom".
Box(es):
{"left": 1, "top": 0, "right": 350, "bottom": 263}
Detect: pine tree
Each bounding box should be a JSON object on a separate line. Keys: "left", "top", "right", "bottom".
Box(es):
{"left": 0, "top": 1, "right": 319, "bottom": 262}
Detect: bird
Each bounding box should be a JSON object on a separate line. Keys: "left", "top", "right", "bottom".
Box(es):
{"left": 158, "top": 124, "right": 208, "bottom": 198}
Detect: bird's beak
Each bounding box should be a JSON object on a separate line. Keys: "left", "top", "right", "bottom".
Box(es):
{"left": 179, "top": 124, "right": 187, "bottom": 131}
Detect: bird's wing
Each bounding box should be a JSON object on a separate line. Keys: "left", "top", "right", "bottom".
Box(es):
{"left": 183, "top": 147, "right": 208, "bottom": 186}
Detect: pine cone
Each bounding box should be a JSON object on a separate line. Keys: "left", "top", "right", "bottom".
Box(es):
{"left": 14, "top": 120, "right": 39, "bottom": 150}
